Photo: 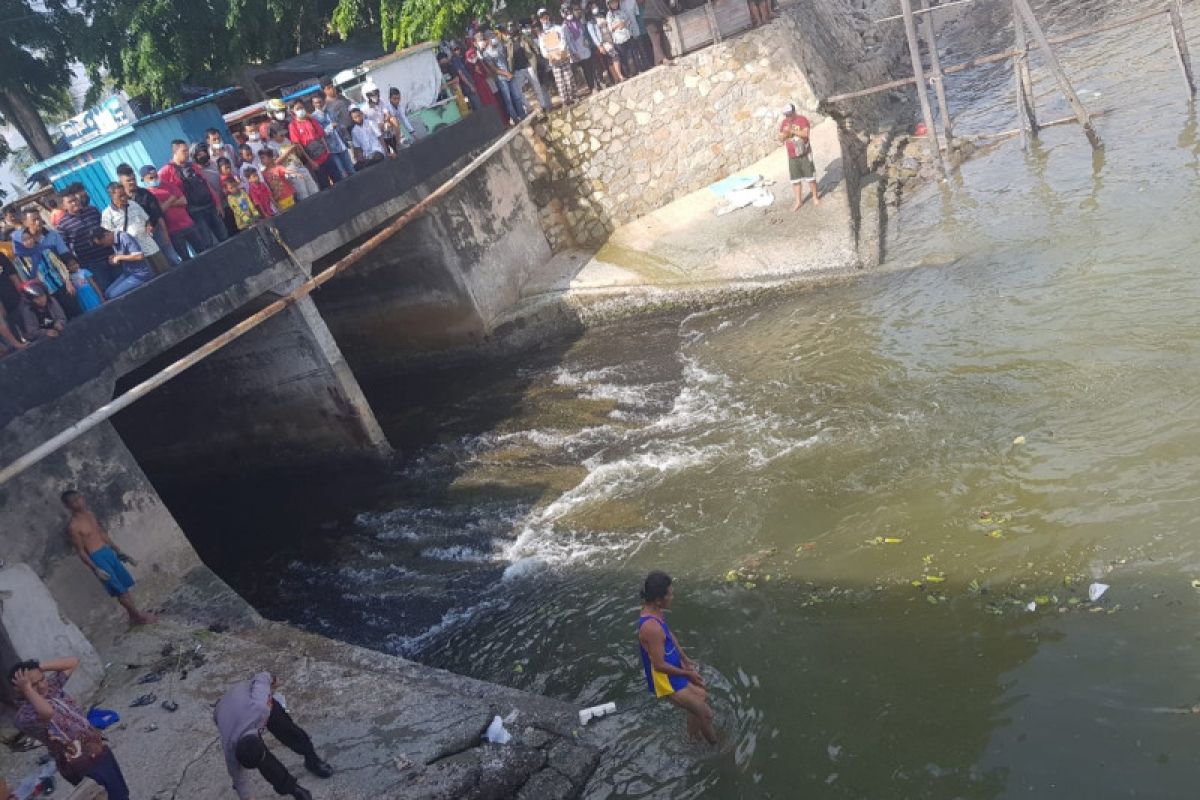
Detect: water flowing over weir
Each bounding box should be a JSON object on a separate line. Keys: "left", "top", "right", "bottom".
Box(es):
{"left": 144, "top": 1, "right": 1200, "bottom": 797}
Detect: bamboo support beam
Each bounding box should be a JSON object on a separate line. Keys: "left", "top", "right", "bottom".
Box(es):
{"left": 900, "top": 0, "right": 948, "bottom": 178}
{"left": 1012, "top": 0, "right": 1039, "bottom": 144}
{"left": 1004, "top": 0, "right": 1099, "bottom": 148}
{"left": 0, "top": 117, "right": 539, "bottom": 487}
{"left": 920, "top": 0, "right": 955, "bottom": 148}
{"left": 960, "top": 109, "right": 1112, "bottom": 142}
{"left": 826, "top": 6, "right": 1169, "bottom": 104}
{"left": 1168, "top": 0, "right": 1196, "bottom": 101}
{"left": 875, "top": 0, "right": 975, "bottom": 24}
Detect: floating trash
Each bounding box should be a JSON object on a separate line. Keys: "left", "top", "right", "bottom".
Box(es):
{"left": 1088, "top": 583, "right": 1110, "bottom": 602}
{"left": 1013, "top": 435, "right": 1027, "bottom": 445}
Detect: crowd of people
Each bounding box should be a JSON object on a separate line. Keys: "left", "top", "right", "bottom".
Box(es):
{"left": 0, "top": 79, "right": 428, "bottom": 360}
{"left": 0, "top": 1, "right": 787, "bottom": 361}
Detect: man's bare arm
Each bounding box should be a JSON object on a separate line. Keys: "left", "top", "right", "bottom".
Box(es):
{"left": 39, "top": 657, "right": 79, "bottom": 677}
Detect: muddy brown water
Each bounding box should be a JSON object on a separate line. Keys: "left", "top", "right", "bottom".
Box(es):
{"left": 164, "top": 2, "right": 1200, "bottom": 796}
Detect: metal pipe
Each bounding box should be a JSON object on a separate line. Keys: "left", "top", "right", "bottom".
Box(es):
{"left": 875, "top": 0, "right": 975, "bottom": 24}
{"left": 0, "top": 117, "right": 539, "bottom": 487}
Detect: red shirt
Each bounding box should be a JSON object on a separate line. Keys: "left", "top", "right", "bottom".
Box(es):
{"left": 247, "top": 181, "right": 276, "bottom": 217}
{"left": 288, "top": 117, "right": 329, "bottom": 166}
{"left": 780, "top": 115, "right": 812, "bottom": 159}
{"left": 147, "top": 184, "right": 195, "bottom": 233}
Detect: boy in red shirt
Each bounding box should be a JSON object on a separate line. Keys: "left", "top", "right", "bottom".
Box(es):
{"left": 244, "top": 168, "right": 276, "bottom": 218}
{"left": 258, "top": 150, "right": 296, "bottom": 212}
{"left": 779, "top": 104, "right": 819, "bottom": 211}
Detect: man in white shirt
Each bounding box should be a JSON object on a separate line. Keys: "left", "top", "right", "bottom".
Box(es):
{"left": 349, "top": 107, "right": 387, "bottom": 169}
{"left": 100, "top": 182, "right": 169, "bottom": 274}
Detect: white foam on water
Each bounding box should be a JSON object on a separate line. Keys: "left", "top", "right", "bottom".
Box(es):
{"left": 553, "top": 366, "right": 623, "bottom": 387}
{"left": 384, "top": 598, "right": 507, "bottom": 656}
{"left": 580, "top": 382, "right": 662, "bottom": 407}
{"left": 421, "top": 544, "right": 496, "bottom": 563}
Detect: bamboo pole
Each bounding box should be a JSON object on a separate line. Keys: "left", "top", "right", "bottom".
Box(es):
{"left": 826, "top": 6, "right": 1169, "bottom": 104}
{"left": 1168, "top": 0, "right": 1196, "bottom": 101}
{"left": 1012, "top": 1, "right": 1039, "bottom": 136}
{"left": 900, "top": 0, "right": 948, "bottom": 177}
{"left": 920, "top": 0, "right": 954, "bottom": 148}
{"left": 875, "top": 0, "right": 975, "bottom": 25}
{"left": 960, "top": 109, "right": 1112, "bottom": 142}
{"left": 0, "top": 117, "right": 538, "bottom": 487}
{"left": 1009, "top": 0, "right": 1101, "bottom": 149}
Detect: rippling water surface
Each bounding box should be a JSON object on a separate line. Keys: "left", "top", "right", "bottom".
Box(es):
{"left": 173, "top": 2, "right": 1200, "bottom": 796}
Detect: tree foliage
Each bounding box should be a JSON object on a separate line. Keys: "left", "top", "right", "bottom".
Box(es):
{"left": 333, "top": 0, "right": 493, "bottom": 49}
{"left": 0, "top": 0, "right": 82, "bottom": 159}
{"left": 78, "top": 0, "right": 362, "bottom": 108}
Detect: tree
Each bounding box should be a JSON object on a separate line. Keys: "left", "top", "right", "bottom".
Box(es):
{"left": 333, "top": 0, "right": 494, "bottom": 49}
{"left": 78, "top": 0, "right": 363, "bottom": 109}
{"left": 0, "top": 0, "right": 82, "bottom": 161}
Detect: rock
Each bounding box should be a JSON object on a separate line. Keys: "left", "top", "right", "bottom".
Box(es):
{"left": 634, "top": 111, "right": 652, "bottom": 125}
{"left": 546, "top": 739, "right": 602, "bottom": 786}
{"left": 516, "top": 769, "right": 575, "bottom": 799}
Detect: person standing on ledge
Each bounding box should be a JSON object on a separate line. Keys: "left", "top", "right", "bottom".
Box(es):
{"left": 214, "top": 671, "right": 333, "bottom": 800}
{"left": 779, "top": 103, "right": 819, "bottom": 211}
{"left": 637, "top": 571, "right": 718, "bottom": 743}
{"left": 9, "top": 657, "right": 131, "bottom": 799}
{"left": 62, "top": 489, "right": 157, "bottom": 625}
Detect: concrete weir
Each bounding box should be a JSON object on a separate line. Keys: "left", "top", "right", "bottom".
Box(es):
{"left": 0, "top": 2, "right": 903, "bottom": 796}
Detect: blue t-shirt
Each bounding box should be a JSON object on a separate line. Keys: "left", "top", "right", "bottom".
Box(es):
{"left": 71, "top": 269, "right": 103, "bottom": 311}
{"left": 112, "top": 231, "right": 155, "bottom": 283}
{"left": 12, "top": 228, "right": 72, "bottom": 293}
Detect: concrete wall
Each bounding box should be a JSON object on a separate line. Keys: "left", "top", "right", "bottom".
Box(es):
{"left": 311, "top": 135, "right": 554, "bottom": 378}
{"left": 517, "top": 0, "right": 905, "bottom": 250}
{"left": 111, "top": 293, "right": 390, "bottom": 478}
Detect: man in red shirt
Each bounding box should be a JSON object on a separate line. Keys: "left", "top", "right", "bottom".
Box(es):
{"left": 140, "top": 165, "right": 210, "bottom": 261}
{"left": 779, "top": 103, "right": 819, "bottom": 211}
{"left": 288, "top": 99, "right": 339, "bottom": 190}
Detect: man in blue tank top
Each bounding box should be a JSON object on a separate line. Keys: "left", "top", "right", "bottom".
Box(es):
{"left": 637, "top": 571, "right": 718, "bottom": 743}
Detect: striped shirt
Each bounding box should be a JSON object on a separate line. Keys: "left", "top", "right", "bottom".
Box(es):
{"left": 57, "top": 207, "right": 111, "bottom": 269}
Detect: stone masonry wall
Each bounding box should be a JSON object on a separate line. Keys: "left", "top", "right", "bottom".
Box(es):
{"left": 515, "top": 0, "right": 905, "bottom": 251}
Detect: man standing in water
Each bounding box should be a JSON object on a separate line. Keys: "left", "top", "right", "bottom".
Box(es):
{"left": 637, "top": 571, "right": 718, "bottom": 743}
{"left": 62, "top": 490, "right": 156, "bottom": 625}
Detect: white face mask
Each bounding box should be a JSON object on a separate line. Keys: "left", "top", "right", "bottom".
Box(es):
{"left": 273, "top": 111, "right": 286, "bottom": 121}
{"left": 295, "top": 110, "right": 307, "bottom": 120}
{"left": 248, "top": 132, "right": 261, "bottom": 141}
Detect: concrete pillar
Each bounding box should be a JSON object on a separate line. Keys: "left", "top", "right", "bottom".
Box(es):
{"left": 111, "top": 290, "right": 392, "bottom": 479}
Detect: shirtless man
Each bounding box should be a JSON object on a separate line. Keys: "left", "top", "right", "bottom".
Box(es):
{"left": 62, "top": 489, "right": 156, "bottom": 625}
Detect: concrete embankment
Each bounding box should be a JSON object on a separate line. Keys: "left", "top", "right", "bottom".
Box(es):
{"left": 0, "top": 569, "right": 605, "bottom": 799}
{"left": 0, "top": 2, "right": 909, "bottom": 796}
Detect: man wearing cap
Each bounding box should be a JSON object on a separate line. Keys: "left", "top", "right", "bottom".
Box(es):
{"left": 159, "top": 139, "right": 226, "bottom": 245}
{"left": 214, "top": 671, "right": 332, "bottom": 800}
{"left": 779, "top": 104, "right": 819, "bottom": 211}
{"left": 537, "top": 8, "right": 576, "bottom": 106}
{"left": 14, "top": 280, "right": 66, "bottom": 341}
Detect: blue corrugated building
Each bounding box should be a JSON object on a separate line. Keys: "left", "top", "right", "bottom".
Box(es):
{"left": 27, "top": 88, "right": 237, "bottom": 208}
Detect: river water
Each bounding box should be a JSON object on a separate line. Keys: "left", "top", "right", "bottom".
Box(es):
{"left": 172, "top": 2, "right": 1200, "bottom": 796}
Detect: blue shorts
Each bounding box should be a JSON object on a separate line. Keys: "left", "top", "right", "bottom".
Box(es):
{"left": 91, "top": 546, "right": 135, "bottom": 597}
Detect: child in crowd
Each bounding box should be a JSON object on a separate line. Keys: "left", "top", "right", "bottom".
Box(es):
{"left": 244, "top": 168, "right": 276, "bottom": 218}
{"left": 223, "top": 176, "right": 262, "bottom": 231}
{"left": 258, "top": 150, "right": 296, "bottom": 212}
{"left": 237, "top": 144, "right": 260, "bottom": 182}
{"left": 67, "top": 260, "right": 104, "bottom": 312}
{"left": 216, "top": 157, "right": 240, "bottom": 232}
{"left": 268, "top": 126, "right": 320, "bottom": 200}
